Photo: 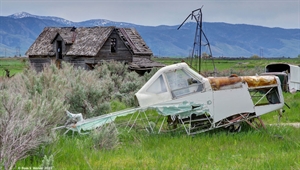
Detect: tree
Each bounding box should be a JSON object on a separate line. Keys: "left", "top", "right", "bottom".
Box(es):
{"left": 202, "top": 52, "right": 209, "bottom": 59}
{"left": 250, "top": 54, "right": 260, "bottom": 59}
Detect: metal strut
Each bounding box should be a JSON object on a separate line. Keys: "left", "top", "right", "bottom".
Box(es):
{"left": 178, "top": 7, "right": 216, "bottom": 76}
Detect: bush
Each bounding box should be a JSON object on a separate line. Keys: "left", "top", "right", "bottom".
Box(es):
{"left": 95, "top": 61, "right": 157, "bottom": 108}
{"left": 0, "top": 60, "right": 158, "bottom": 168}
{"left": 91, "top": 124, "right": 119, "bottom": 150}
{"left": 0, "top": 72, "right": 67, "bottom": 170}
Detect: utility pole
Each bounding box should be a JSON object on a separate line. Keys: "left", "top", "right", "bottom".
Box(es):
{"left": 16, "top": 47, "right": 20, "bottom": 57}
{"left": 260, "top": 48, "right": 263, "bottom": 58}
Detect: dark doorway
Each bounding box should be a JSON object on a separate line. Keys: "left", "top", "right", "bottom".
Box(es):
{"left": 57, "top": 41, "right": 62, "bottom": 59}
{"left": 266, "top": 63, "right": 290, "bottom": 73}
{"left": 111, "top": 38, "right": 116, "bottom": 53}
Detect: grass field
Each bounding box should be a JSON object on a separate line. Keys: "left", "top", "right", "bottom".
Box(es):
{"left": 153, "top": 57, "right": 300, "bottom": 76}
{"left": 2, "top": 57, "right": 300, "bottom": 169}
{"left": 16, "top": 119, "right": 300, "bottom": 169}
{"left": 1, "top": 57, "right": 300, "bottom": 77}
{"left": 0, "top": 57, "right": 28, "bottom": 77}
{"left": 16, "top": 125, "right": 300, "bottom": 169}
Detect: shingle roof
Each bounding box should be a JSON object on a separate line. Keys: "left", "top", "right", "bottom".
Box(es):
{"left": 26, "top": 26, "right": 114, "bottom": 56}
{"left": 26, "top": 26, "right": 152, "bottom": 57}
{"left": 26, "top": 27, "right": 57, "bottom": 56}
{"left": 118, "top": 28, "right": 152, "bottom": 55}
{"left": 129, "top": 57, "right": 165, "bottom": 70}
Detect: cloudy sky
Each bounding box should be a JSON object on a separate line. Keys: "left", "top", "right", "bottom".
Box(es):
{"left": 0, "top": 0, "right": 299, "bottom": 29}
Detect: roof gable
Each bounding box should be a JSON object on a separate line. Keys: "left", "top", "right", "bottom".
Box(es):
{"left": 51, "top": 32, "right": 74, "bottom": 45}
{"left": 66, "top": 27, "right": 114, "bottom": 56}
{"left": 26, "top": 26, "right": 152, "bottom": 56}
{"left": 26, "top": 27, "right": 59, "bottom": 56}
{"left": 118, "top": 28, "right": 152, "bottom": 55}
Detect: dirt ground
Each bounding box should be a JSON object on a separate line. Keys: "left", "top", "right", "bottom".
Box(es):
{"left": 270, "top": 123, "right": 300, "bottom": 128}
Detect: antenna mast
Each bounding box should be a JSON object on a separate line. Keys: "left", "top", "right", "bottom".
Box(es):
{"left": 178, "top": 7, "right": 215, "bottom": 75}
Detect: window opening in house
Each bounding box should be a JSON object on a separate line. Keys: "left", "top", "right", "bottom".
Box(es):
{"left": 57, "top": 41, "right": 62, "bottom": 59}
{"left": 165, "top": 69, "right": 204, "bottom": 98}
{"left": 111, "top": 38, "right": 117, "bottom": 53}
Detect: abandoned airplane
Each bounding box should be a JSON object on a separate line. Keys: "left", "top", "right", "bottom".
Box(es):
{"left": 62, "top": 62, "right": 284, "bottom": 135}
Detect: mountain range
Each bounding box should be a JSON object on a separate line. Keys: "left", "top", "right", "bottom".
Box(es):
{"left": 0, "top": 12, "right": 299, "bottom": 58}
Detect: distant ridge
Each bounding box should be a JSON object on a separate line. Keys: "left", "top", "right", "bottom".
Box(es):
{"left": 1, "top": 12, "right": 299, "bottom": 58}
{"left": 8, "top": 12, "right": 74, "bottom": 25}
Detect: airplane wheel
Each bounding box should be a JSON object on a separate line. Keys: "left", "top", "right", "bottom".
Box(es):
{"left": 229, "top": 123, "right": 242, "bottom": 133}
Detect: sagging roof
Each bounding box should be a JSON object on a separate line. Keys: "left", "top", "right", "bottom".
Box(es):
{"left": 118, "top": 28, "right": 152, "bottom": 55}
{"left": 129, "top": 57, "right": 165, "bottom": 71}
{"left": 26, "top": 26, "right": 152, "bottom": 56}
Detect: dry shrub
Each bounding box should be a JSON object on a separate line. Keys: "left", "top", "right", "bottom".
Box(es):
{"left": 91, "top": 124, "right": 119, "bottom": 150}
{"left": 0, "top": 61, "right": 158, "bottom": 169}
{"left": 0, "top": 69, "right": 67, "bottom": 170}
{"left": 94, "top": 61, "right": 157, "bottom": 107}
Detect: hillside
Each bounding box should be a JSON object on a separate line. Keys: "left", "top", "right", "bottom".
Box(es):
{"left": 0, "top": 12, "right": 299, "bottom": 58}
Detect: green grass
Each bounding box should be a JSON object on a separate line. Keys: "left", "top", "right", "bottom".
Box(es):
{"left": 15, "top": 125, "right": 300, "bottom": 169}
{"left": 153, "top": 57, "right": 300, "bottom": 74}
{"left": 2, "top": 57, "right": 300, "bottom": 77}
{"left": 0, "top": 57, "right": 28, "bottom": 77}
{"left": 7, "top": 57, "right": 300, "bottom": 169}
{"left": 15, "top": 99, "right": 300, "bottom": 170}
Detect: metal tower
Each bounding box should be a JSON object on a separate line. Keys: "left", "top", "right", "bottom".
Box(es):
{"left": 178, "top": 7, "right": 215, "bottom": 75}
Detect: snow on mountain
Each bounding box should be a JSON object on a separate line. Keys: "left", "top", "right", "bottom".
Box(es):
{"left": 79, "top": 19, "right": 137, "bottom": 27}
{"left": 8, "top": 12, "right": 33, "bottom": 18}
{"left": 7, "top": 12, "right": 136, "bottom": 27}
{"left": 8, "top": 12, "right": 74, "bottom": 25}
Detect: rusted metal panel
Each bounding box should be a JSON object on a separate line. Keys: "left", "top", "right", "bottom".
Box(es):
{"left": 208, "top": 75, "right": 278, "bottom": 91}
{"left": 208, "top": 76, "right": 242, "bottom": 90}
{"left": 242, "top": 76, "right": 277, "bottom": 88}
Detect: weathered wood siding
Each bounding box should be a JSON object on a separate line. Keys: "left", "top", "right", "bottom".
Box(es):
{"left": 96, "top": 30, "right": 132, "bottom": 63}
{"left": 133, "top": 54, "right": 152, "bottom": 60}
{"left": 29, "top": 56, "right": 53, "bottom": 72}
{"left": 27, "top": 27, "right": 153, "bottom": 72}
{"left": 63, "top": 56, "right": 94, "bottom": 69}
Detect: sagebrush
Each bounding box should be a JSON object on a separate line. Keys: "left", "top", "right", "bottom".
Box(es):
{"left": 0, "top": 61, "right": 156, "bottom": 169}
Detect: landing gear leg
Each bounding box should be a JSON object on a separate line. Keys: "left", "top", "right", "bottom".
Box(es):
{"left": 246, "top": 116, "right": 266, "bottom": 130}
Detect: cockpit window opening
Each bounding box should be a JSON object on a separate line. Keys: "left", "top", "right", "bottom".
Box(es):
{"left": 146, "top": 75, "right": 167, "bottom": 94}
{"left": 165, "top": 69, "right": 204, "bottom": 98}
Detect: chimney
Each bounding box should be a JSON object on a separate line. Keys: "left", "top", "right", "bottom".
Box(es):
{"left": 71, "top": 26, "right": 76, "bottom": 43}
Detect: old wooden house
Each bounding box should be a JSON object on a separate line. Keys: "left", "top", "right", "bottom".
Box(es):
{"left": 26, "top": 26, "right": 164, "bottom": 72}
